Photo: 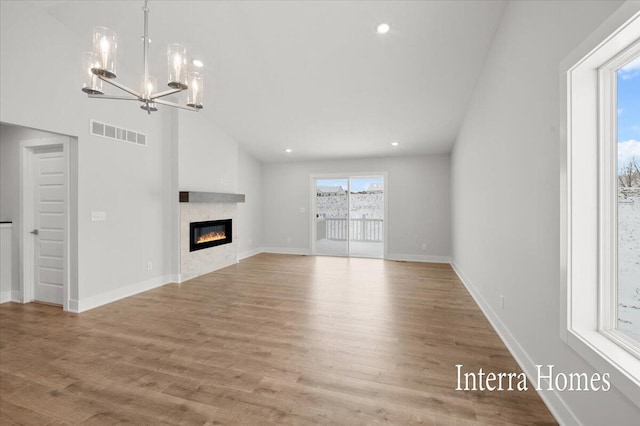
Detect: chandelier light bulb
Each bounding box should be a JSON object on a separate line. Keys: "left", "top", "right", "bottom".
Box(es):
{"left": 377, "top": 23, "right": 390, "bottom": 34}
{"left": 100, "top": 37, "right": 109, "bottom": 55}
{"left": 141, "top": 75, "right": 157, "bottom": 99}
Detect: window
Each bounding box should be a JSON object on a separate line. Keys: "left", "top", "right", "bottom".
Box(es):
{"left": 561, "top": 7, "right": 640, "bottom": 407}
{"left": 600, "top": 50, "right": 640, "bottom": 353}
{"left": 597, "top": 44, "right": 640, "bottom": 360}
{"left": 614, "top": 56, "right": 640, "bottom": 344}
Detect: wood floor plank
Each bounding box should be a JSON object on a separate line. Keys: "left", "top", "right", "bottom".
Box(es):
{"left": 0, "top": 253, "right": 556, "bottom": 425}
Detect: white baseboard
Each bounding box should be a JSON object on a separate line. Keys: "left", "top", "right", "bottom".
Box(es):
{"left": 386, "top": 253, "right": 451, "bottom": 263}
{"left": 261, "top": 247, "right": 312, "bottom": 256}
{"left": 450, "top": 260, "right": 578, "bottom": 426}
{"left": 0, "top": 291, "right": 11, "bottom": 304}
{"left": 11, "top": 290, "right": 21, "bottom": 303}
{"left": 68, "top": 298, "right": 79, "bottom": 312}
{"left": 257, "top": 249, "right": 450, "bottom": 263}
{"left": 238, "top": 247, "right": 263, "bottom": 261}
{"left": 69, "top": 275, "right": 173, "bottom": 313}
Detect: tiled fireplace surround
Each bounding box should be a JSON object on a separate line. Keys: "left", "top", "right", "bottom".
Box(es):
{"left": 179, "top": 192, "right": 244, "bottom": 282}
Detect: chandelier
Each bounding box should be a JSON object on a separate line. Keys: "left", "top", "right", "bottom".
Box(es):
{"left": 81, "top": 0, "right": 203, "bottom": 114}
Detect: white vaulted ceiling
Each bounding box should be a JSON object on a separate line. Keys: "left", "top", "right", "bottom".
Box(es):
{"left": 38, "top": 0, "right": 506, "bottom": 162}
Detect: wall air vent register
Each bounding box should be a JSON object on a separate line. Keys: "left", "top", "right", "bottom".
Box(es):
{"left": 89, "top": 119, "right": 147, "bottom": 146}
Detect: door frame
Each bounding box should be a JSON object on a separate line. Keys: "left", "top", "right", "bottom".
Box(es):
{"left": 19, "top": 137, "right": 70, "bottom": 310}
{"left": 310, "top": 171, "right": 388, "bottom": 258}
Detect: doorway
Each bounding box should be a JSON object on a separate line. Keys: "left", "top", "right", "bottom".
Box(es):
{"left": 312, "top": 174, "right": 385, "bottom": 258}
{"left": 21, "top": 138, "right": 70, "bottom": 307}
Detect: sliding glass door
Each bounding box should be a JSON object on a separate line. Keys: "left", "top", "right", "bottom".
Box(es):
{"left": 348, "top": 177, "right": 384, "bottom": 257}
{"left": 313, "top": 175, "right": 384, "bottom": 258}
{"left": 314, "top": 178, "right": 349, "bottom": 255}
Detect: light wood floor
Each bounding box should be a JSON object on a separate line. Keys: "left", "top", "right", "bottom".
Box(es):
{"left": 0, "top": 254, "right": 556, "bottom": 425}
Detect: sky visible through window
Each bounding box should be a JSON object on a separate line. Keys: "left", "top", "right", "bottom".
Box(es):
{"left": 617, "top": 55, "right": 640, "bottom": 170}
{"left": 616, "top": 53, "right": 640, "bottom": 342}
{"left": 317, "top": 177, "right": 383, "bottom": 193}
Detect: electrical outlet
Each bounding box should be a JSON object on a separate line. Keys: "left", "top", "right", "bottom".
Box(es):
{"left": 500, "top": 294, "right": 504, "bottom": 309}
{"left": 147, "top": 261, "right": 153, "bottom": 271}
{"left": 299, "top": 207, "right": 306, "bottom": 213}
{"left": 421, "top": 243, "right": 427, "bottom": 250}
{"left": 286, "top": 237, "right": 292, "bottom": 244}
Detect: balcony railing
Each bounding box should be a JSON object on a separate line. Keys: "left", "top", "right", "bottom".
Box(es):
{"left": 319, "top": 217, "right": 383, "bottom": 242}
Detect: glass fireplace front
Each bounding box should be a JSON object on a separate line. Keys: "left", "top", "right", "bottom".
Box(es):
{"left": 190, "top": 219, "right": 232, "bottom": 252}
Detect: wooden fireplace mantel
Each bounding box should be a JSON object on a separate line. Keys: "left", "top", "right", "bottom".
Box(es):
{"left": 179, "top": 191, "right": 245, "bottom": 203}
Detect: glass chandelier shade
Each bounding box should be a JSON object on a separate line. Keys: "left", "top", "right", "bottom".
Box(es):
{"left": 167, "top": 44, "right": 188, "bottom": 90}
{"left": 140, "top": 75, "right": 158, "bottom": 111}
{"left": 81, "top": 52, "right": 103, "bottom": 94}
{"left": 141, "top": 75, "right": 157, "bottom": 100}
{"left": 91, "top": 26, "right": 117, "bottom": 79}
{"left": 186, "top": 72, "right": 204, "bottom": 109}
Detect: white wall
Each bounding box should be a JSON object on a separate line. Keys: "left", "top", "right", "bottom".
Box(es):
{"left": 237, "top": 147, "right": 263, "bottom": 259}
{"left": 178, "top": 110, "right": 239, "bottom": 193}
{"left": 261, "top": 154, "right": 451, "bottom": 260}
{"left": 451, "top": 0, "right": 639, "bottom": 423}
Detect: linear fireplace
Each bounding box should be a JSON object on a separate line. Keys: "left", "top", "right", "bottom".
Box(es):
{"left": 190, "top": 219, "right": 232, "bottom": 252}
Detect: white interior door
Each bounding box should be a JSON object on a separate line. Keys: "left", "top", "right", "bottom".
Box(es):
{"left": 32, "top": 147, "right": 65, "bottom": 305}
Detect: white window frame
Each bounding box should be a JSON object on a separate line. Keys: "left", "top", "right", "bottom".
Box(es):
{"left": 599, "top": 42, "right": 640, "bottom": 357}
{"left": 560, "top": 4, "right": 640, "bottom": 408}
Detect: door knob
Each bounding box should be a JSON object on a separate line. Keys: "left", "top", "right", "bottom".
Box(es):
{"left": 30, "top": 229, "right": 39, "bottom": 235}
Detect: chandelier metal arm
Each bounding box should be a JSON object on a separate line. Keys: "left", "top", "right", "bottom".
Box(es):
{"left": 153, "top": 98, "right": 201, "bottom": 112}
{"left": 98, "top": 75, "right": 142, "bottom": 99}
{"left": 88, "top": 94, "right": 140, "bottom": 101}
{"left": 150, "top": 88, "right": 183, "bottom": 100}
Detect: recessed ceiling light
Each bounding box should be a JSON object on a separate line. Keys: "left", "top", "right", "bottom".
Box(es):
{"left": 285, "top": 148, "right": 292, "bottom": 153}
{"left": 391, "top": 141, "right": 399, "bottom": 146}
{"left": 377, "top": 23, "right": 390, "bottom": 34}
{"left": 192, "top": 59, "right": 204, "bottom": 68}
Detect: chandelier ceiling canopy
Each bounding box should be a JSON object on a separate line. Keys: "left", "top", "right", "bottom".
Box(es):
{"left": 81, "top": 0, "right": 203, "bottom": 114}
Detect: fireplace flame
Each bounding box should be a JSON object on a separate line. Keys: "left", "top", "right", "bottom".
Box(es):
{"left": 196, "top": 231, "right": 226, "bottom": 244}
